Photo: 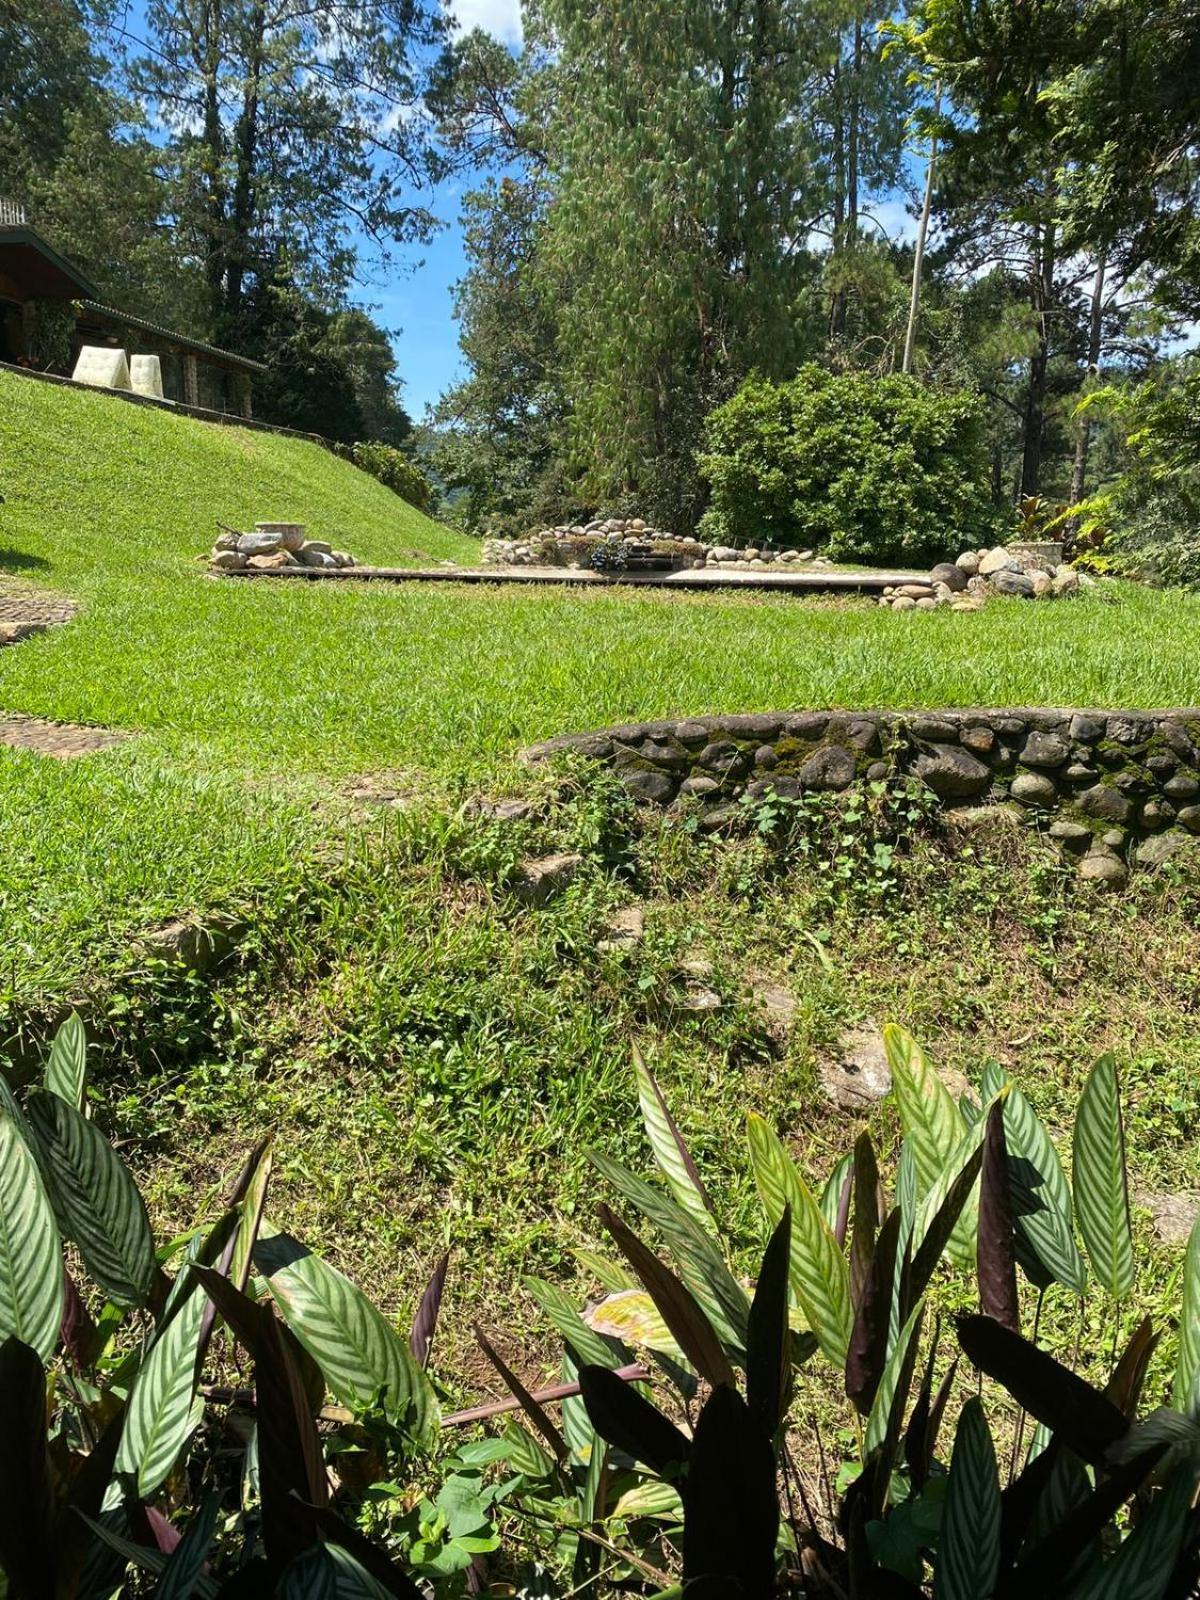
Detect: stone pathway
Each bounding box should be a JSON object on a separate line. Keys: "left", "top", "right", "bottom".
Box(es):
{"left": 0, "top": 584, "right": 79, "bottom": 641}
{"left": 229, "top": 563, "right": 926, "bottom": 596}
{"left": 0, "top": 712, "right": 129, "bottom": 759}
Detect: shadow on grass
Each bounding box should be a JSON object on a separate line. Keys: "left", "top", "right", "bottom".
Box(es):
{"left": 0, "top": 548, "right": 52, "bottom": 574}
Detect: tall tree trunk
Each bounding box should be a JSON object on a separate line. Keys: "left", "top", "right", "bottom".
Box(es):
{"left": 225, "top": 0, "right": 266, "bottom": 327}
{"left": 1069, "top": 250, "right": 1107, "bottom": 507}
{"left": 847, "top": 17, "right": 861, "bottom": 237}
{"left": 902, "top": 86, "right": 939, "bottom": 375}
{"left": 200, "top": 0, "right": 226, "bottom": 325}
{"left": 1020, "top": 208, "right": 1056, "bottom": 499}
{"left": 829, "top": 53, "right": 847, "bottom": 340}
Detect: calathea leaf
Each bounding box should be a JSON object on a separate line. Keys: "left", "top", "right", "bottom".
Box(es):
{"left": 984, "top": 1064, "right": 1086, "bottom": 1296}
{"left": 1175, "top": 1209, "right": 1200, "bottom": 1413}
{"left": 115, "top": 1288, "right": 207, "bottom": 1496}
{"left": 885, "top": 1025, "right": 966, "bottom": 1202}
{"left": 846, "top": 1208, "right": 902, "bottom": 1418}
{"left": 254, "top": 1230, "right": 439, "bottom": 1446}
{"left": 633, "top": 1044, "right": 715, "bottom": 1230}
{"left": 1070, "top": 1462, "right": 1196, "bottom": 1599}
{"left": 977, "top": 1099, "right": 1019, "bottom": 1332}
{"left": 683, "top": 1386, "right": 777, "bottom": 1597}
{"left": 820, "top": 1152, "right": 853, "bottom": 1244}
{"left": 409, "top": 1249, "right": 448, "bottom": 1368}
{"left": 1072, "top": 1054, "right": 1134, "bottom": 1301}
{"left": 26, "top": 1089, "right": 155, "bottom": 1308}
{"left": 599, "top": 1203, "right": 736, "bottom": 1389}
{"left": 747, "top": 1112, "right": 852, "bottom": 1366}
{"left": 587, "top": 1149, "right": 749, "bottom": 1350}
{"left": 475, "top": 1324, "right": 568, "bottom": 1462}
{"left": 937, "top": 1397, "right": 1001, "bottom": 1600}
{"left": 0, "top": 1104, "right": 63, "bottom": 1360}
{"left": 154, "top": 1490, "right": 222, "bottom": 1600}
{"left": 746, "top": 1206, "right": 792, "bottom": 1436}
{"left": 0, "top": 1337, "right": 56, "bottom": 1600}
{"left": 588, "top": 1288, "right": 684, "bottom": 1360}
{"left": 579, "top": 1363, "right": 690, "bottom": 1476}
{"left": 44, "top": 1011, "right": 87, "bottom": 1110}
{"left": 956, "top": 1315, "right": 1127, "bottom": 1466}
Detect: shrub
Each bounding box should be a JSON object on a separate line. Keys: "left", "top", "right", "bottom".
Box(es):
{"left": 352, "top": 440, "right": 436, "bottom": 513}
{"left": 493, "top": 1034, "right": 1200, "bottom": 1596}
{"left": 1074, "top": 360, "right": 1200, "bottom": 588}
{"left": 0, "top": 1013, "right": 461, "bottom": 1597}
{"left": 698, "top": 366, "right": 1002, "bottom": 564}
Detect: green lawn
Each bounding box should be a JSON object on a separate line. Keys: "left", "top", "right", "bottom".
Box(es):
{"left": 3, "top": 370, "right": 1200, "bottom": 1419}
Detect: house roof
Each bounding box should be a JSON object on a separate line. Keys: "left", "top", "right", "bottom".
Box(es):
{"left": 78, "top": 301, "right": 268, "bottom": 375}
{"left": 0, "top": 225, "right": 100, "bottom": 301}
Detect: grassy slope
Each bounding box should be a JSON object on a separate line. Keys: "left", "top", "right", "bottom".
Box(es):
{"left": 1, "top": 371, "right": 1200, "bottom": 1431}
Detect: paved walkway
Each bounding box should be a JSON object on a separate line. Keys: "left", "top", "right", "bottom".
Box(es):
{"left": 228, "top": 563, "right": 928, "bottom": 595}
{"left": 0, "top": 581, "right": 127, "bottom": 757}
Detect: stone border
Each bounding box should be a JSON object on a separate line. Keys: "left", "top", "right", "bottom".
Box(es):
{"left": 523, "top": 709, "right": 1200, "bottom": 886}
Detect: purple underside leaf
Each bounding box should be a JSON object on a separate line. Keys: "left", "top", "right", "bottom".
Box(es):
{"left": 978, "top": 1099, "right": 1020, "bottom": 1333}
{"left": 410, "top": 1249, "right": 449, "bottom": 1368}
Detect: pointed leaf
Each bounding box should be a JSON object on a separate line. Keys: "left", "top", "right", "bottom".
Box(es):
{"left": 937, "top": 1398, "right": 1000, "bottom": 1600}
{"left": 747, "top": 1112, "right": 851, "bottom": 1365}
{"left": 524, "top": 1275, "right": 628, "bottom": 1369}
{"left": 746, "top": 1207, "right": 792, "bottom": 1436}
{"left": 985, "top": 1066, "right": 1086, "bottom": 1295}
{"left": 0, "top": 1338, "right": 55, "bottom": 1600}
{"left": 956, "top": 1315, "right": 1127, "bottom": 1465}
{"left": 0, "top": 1106, "right": 63, "bottom": 1359}
{"left": 885, "top": 1025, "right": 966, "bottom": 1200}
{"left": 193, "top": 1266, "right": 326, "bottom": 1571}
{"left": 820, "top": 1152, "right": 853, "bottom": 1241}
{"left": 599, "top": 1204, "right": 735, "bottom": 1389}
{"left": 579, "top": 1364, "right": 690, "bottom": 1476}
{"left": 115, "top": 1289, "right": 206, "bottom": 1496}
{"left": 683, "top": 1387, "right": 777, "bottom": 1595}
{"left": 587, "top": 1150, "right": 749, "bottom": 1349}
{"left": 633, "top": 1045, "right": 714, "bottom": 1228}
{"left": 410, "top": 1250, "right": 448, "bottom": 1368}
{"left": 475, "top": 1325, "right": 567, "bottom": 1462}
{"left": 1072, "top": 1055, "right": 1134, "bottom": 1301}
{"left": 850, "top": 1132, "right": 880, "bottom": 1313}
{"left": 1107, "top": 1316, "right": 1159, "bottom": 1420}
{"left": 27, "top": 1090, "right": 155, "bottom": 1308}
{"left": 254, "top": 1231, "right": 438, "bottom": 1445}
{"left": 44, "top": 1012, "right": 87, "bottom": 1110}
{"left": 1175, "top": 1209, "right": 1200, "bottom": 1413}
{"left": 846, "top": 1209, "right": 902, "bottom": 1417}
{"left": 978, "top": 1100, "right": 1019, "bottom": 1332}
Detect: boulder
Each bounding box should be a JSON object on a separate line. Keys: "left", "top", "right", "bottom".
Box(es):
{"left": 210, "top": 549, "right": 246, "bottom": 571}
{"left": 1135, "top": 829, "right": 1191, "bottom": 868}
{"left": 1077, "top": 783, "right": 1133, "bottom": 824}
{"left": 1031, "top": 571, "right": 1055, "bottom": 598}
{"left": 1135, "top": 1190, "right": 1200, "bottom": 1246}
{"left": 993, "top": 568, "right": 1036, "bottom": 598}
{"left": 245, "top": 552, "right": 294, "bottom": 570}
{"left": 1078, "top": 849, "right": 1128, "bottom": 888}
{"left": 621, "top": 768, "right": 677, "bottom": 803}
{"left": 979, "top": 546, "right": 1019, "bottom": 577}
{"left": 237, "top": 529, "right": 284, "bottom": 557}
{"left": 912, "top": 744, "right": 991, "bottom": 799}
{"left": 955, "top": 551, "right": 981, "bottom": 576}
{"left": 512, "top": 853, "right": 583, "bottom": 905}
{"left": 798, "top": 744, "right": 857, "bottom": 791}
{"left": 930, "top": 562, "right": 968, "bottom": 593}
{"left": 598, "top": 906, "right": 645, "bottom": 951}
{"left": 1020, "top": 731, "right": 1069, "bottom": 768}
{"left": 1052, "top": 565, "right": 1080, "bottom": 597}
{"left": 255, "top": 522, "right": 306, "bottom": 552}
{"left": 1010, "top": 771, "right": 1058, "bottom": 808}
{"left": 819, "top": 1025, "right": 891, "bottom": 1111}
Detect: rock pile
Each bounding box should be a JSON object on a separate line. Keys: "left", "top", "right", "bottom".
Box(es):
{"left": 208, "top": 522, "right": 359, "bottom": 573}
{"left": 482, "top": 518, "right": 832, "bottom": 571}
{"left": 878, "top": 541, "right": 1088, "bottom": 612}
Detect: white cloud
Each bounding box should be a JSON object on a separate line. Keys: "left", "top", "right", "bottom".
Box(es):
{"left": 448, "top": 0, "right": 523, "bottom": 44}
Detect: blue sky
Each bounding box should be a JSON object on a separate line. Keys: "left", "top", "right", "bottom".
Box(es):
{"left": 367, "top": 0, "right": 523, "bottom": 418}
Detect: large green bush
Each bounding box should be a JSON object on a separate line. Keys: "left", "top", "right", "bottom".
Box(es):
{"left": 699, "top": 366, "right": 1002, "bottom": 563}
{"left": 352, "top": 439, "right": 436, "bottom": 513}
{"left": 1075, "top": 360, "right": 1200, "bottom": 587}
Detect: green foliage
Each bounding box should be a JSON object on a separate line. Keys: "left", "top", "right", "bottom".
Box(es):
{"left": 499, "top": 1032, "right": 1200, "bottom": 1596}
{"left": 351, "top": 442, "right": 435, "bottom": 513}
{"left": 699, "top": 367, "right": 1002, "bottom": 562}
{"left": 1078, "top": 363, "right": 1200, "bottom": 588}
{"left": 0, "top": 1015, "right": 462, "bottom": 1597}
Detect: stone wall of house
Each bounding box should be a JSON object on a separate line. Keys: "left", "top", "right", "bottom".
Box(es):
{"left": 524, "top": 708, "right": 1200, "bottom": 886}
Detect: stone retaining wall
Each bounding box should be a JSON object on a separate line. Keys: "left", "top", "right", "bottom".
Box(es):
{"left": 524, "top": 708, "right": 1200, "bottom": 886}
